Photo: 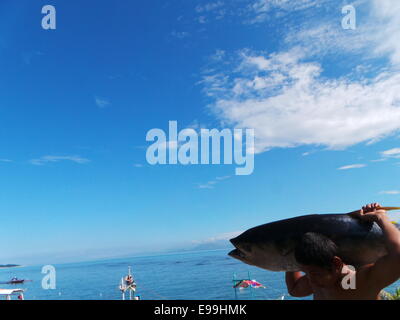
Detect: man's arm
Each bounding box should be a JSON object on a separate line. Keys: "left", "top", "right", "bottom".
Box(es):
{"left": 285, "top": 272, "right": 313, "bottom": 297}
{"left": 352, "top": 203, "right": 400, "bottom": 290}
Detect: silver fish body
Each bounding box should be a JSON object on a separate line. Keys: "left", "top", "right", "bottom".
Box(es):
{"left": 229, "top": 214, "right": 399, "bottom": 272}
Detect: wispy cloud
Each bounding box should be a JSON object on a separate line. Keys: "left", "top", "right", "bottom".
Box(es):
{"left": 381, "top": 148, "right": 400, "bottom": 158}
{"left": 302, "top": 150, "right": 319, "bottom": 156}
{"left": 197, "top": 16, "right": 207, "bottom": 24}
{"left": 193, "top": 0, "right": 329, "bottom": 25}
{"left": 379, "top": 190, "right": 400, "bottom": 195}
{"left": 198, "top": 176, "right": 231, "bottom": 189}
{"left": 247, "top": 0, "right": 327, "bottom": 24}
{"left": 201, "top": 47, "right": 400, "bottom": 153}
{"left": 0, "top": 159, "right": 12, "bottom": 163}
{"left": 95, "top": 96, "right": 110, "bottom": 108}
{"left": 30, "top": 155, "right": 90, "bottom": 166}
{"left": 368, "top": 148, "right": 400, "bottom": 162}
{"left": 370, "top": 158, "right": 388, "bottom": 163}
{"left": 215, "top": 176, "right": 231, "bottom": 181}
{"left": 195, "top": 1, "right": 224, "bottom": 13}
{"left": 197, "top": 0, "right": 400, "bottom": 156}
{"left": 170, "top": 30, "right": 190, "bottom": 39}
{"left": 338, "top": 164, "right": 367, "bottom": 170}
{"left": 192, "top": 231, "right": 242, "bottom": 245}
{"left": 281, "top": 0, "right": 400, "bottom": 66}
{"left": 372, "top": 0, "right": 400, "bottom": 65}
{"left": 198, "top": 182, "right": 217, "bottom": 189}
{"left": 22, "top": 51, "right": 43, "bottom": 65}
{"left": 194, "top": 1, "right": 226, "bottom": 23}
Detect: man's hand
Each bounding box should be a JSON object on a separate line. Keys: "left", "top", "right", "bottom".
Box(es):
{"left": 285, "top": 272, "right": 313, "bottom": 297}
{"left": 350, "top": 203, "right": 388, "bottom": 223}
{"left": 353, "top": 203, "right": 400, "bottom": 292}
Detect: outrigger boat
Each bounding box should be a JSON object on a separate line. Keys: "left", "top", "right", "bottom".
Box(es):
{"left": 6, "top": 277, "right": 31, "bottom": 285}
{"left": 0, "top": 289, "right": 25, "bottom": 300}
{"left": 119, "top": 266, "right": 140, "bottom": 300}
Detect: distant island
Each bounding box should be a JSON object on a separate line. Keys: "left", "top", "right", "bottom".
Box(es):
{"left": 0, "top": 264, "right": 21, "bottom": 269}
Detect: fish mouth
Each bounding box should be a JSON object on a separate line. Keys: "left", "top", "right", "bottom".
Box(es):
{"left": 229, "top": 236, "right": 249, "bottom": 261}
{"left": 229, "top": 237, "right": 246, "bottom": 260}
{"left": 228, "top": 248, "right": 246, "bottom": 260}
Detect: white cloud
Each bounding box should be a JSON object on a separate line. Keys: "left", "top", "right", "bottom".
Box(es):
{"left": 194, "top": 1, "right": 227, "bottom": 23}
{"left": 201, "top": 48, "right": 400, "bottom": 153}
{"left": 371, "top": 0, "right": 400, "bottom": 65}
{"left": 30, "top": 155, "right": 90, "bottom": 166}
{"left": 170, "top": 30, "right": 190, "bottom": 39}
{"left": 379, "top": 190, "right": 400, "bottom": 195}
{"left": 252, "top": 0, "right": 322, "bottom": 13}
{"left": 370, "top": 158, "right": 388, "bottom": 162}
{"left": 252, "top": 0, "right": 324, "bottom": 13}
{"left": 192, "top": 231, "right": 242, "bottom": 245}
{"left": 211, "top": 49, "right": 226, "bottom": 62}
{"left": 197, "top": 176, "right": 231, "bottom": 189}
{"left": 246, "top": 0, "right": 329, "bottom": 24}
{"left": 198, "top": 183, "right": 215, "bottom": 189}
{"left": 381, "top": 148, "right": 400, "bottom": 158}
{"left": 282, "top": 0, "right": 400, "bottom": 66}
{"left": 95, "top": 96, "right": 110, "bottom": 108}
{"left": 198, "top": 16, "right": 207, "bottom": 24}
{"left": 302, "top": 150, "right": 318, "bottom": 156}
{"left": 215, "top": 175, "right": 231, "bottom": 180}
{"left": 338, "top": 164, "right": 367, "bottom": 170}
{"left": 0, "top": 159, "right": 12, "bottom": 162}
{"left": 196, "top": 1, "right": 224, "bottom": 13}
{"left": 284, "top": 21, "right": 373, "bottom": 58}
{"left": 197, "top": 1, "right": 400, "bottom": 156}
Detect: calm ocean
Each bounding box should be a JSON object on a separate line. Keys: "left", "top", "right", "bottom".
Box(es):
{"left": 0, "top": 249, "right": 398, "bottom": 300}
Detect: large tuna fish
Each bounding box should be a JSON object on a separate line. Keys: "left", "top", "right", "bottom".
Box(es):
{"left": 229, "top": 207, "right": 400, "bottom": 272}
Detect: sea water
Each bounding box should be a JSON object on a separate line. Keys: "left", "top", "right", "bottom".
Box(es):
{"left": 0, "top": 249, "right": 398, "bottom": 300}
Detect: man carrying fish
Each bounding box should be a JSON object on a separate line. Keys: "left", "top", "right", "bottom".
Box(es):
{"left": 229, "top": 203, "right": 400, "bottom": 300}
{"left": 285, "top": 203, "right": 400, "bottom": 300}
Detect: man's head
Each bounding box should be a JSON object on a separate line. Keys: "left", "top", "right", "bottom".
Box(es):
{"left": 294, "top": 232, "right": 344, "bottom": 287}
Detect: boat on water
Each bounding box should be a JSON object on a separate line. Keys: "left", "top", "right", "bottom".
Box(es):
{"left": 0, "top": 289, "right": 25, "bottom": 300}
{"left": 119, "top": 267, "right": 140, "bottom": 300}
{"left": 7, "top": 277, "right": 30, "bottom": 284}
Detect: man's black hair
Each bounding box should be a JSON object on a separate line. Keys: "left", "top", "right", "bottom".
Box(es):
{"left": 294, "top": 232, "right": 339, "bottom": 270}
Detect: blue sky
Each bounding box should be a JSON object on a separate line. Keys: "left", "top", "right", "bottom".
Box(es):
{"left": 1, "top": 0, "right": 400, "bottom": 265}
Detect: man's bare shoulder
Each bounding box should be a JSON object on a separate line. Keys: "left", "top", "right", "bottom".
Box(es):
{"left": 354, "top": 264, "right": 374, "bottom": 279}
{"left": 353, "top": 263, "right": 382, "bottom": 290}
